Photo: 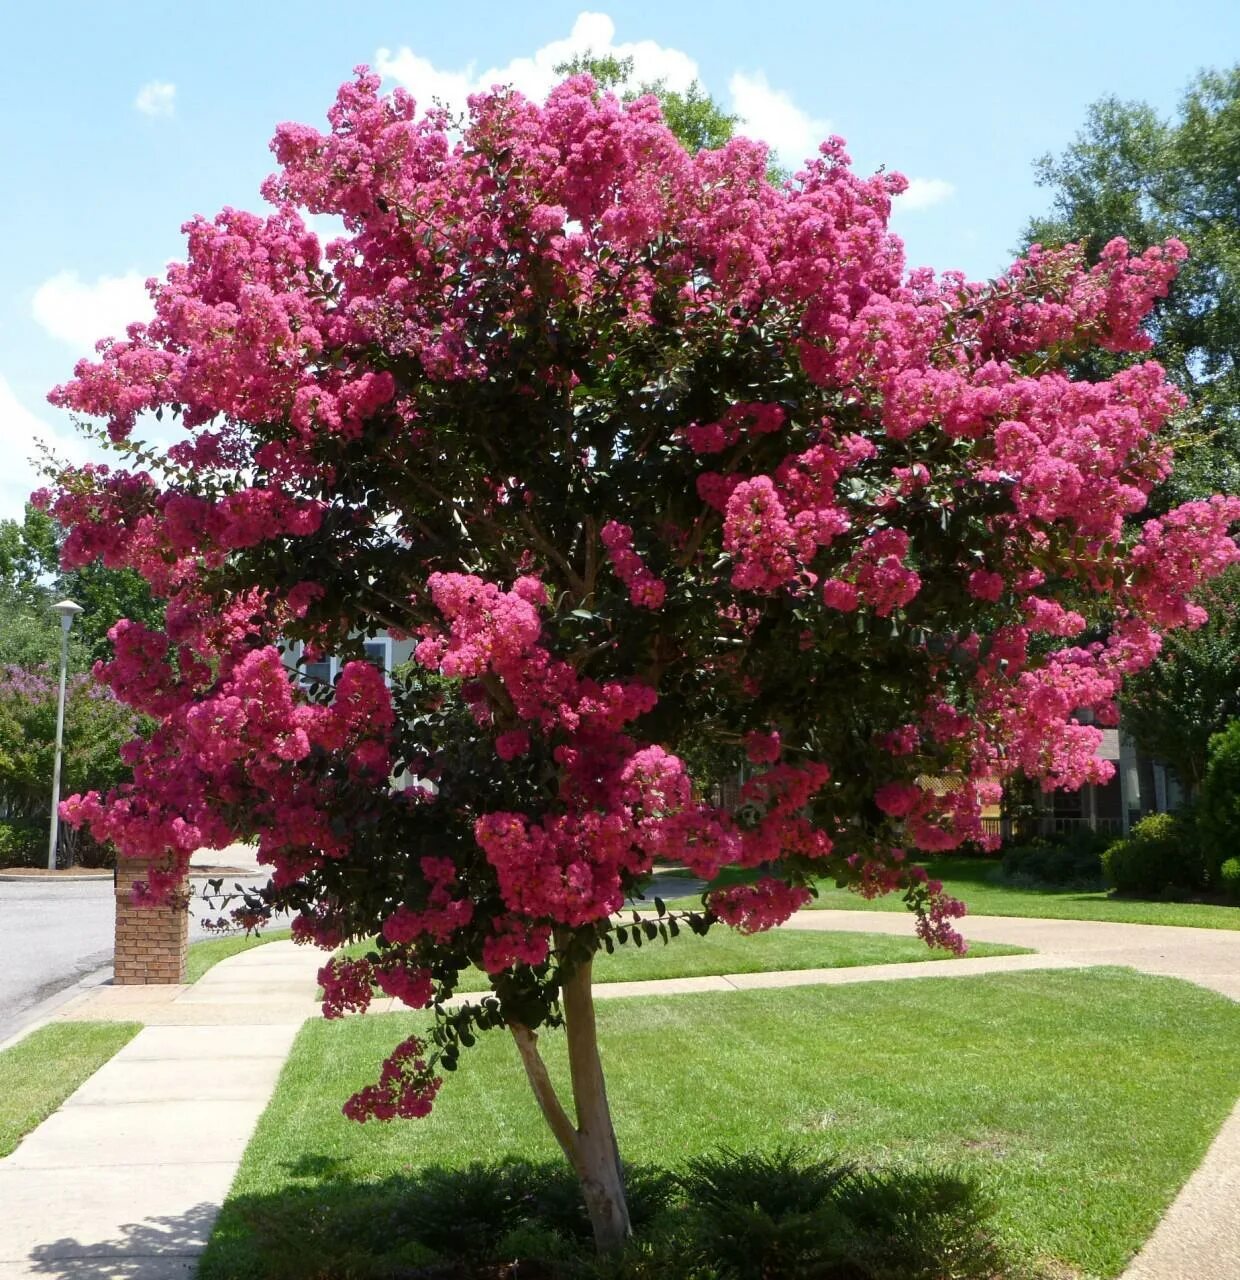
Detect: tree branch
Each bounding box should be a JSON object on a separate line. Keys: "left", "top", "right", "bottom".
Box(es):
{"left": 509, "top": 1021, "right": 580, "bottom": 1167}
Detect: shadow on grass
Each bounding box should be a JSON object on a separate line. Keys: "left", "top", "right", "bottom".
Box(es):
{"left": 197, "top": 1149, "right": 1048, "bottom": 1280}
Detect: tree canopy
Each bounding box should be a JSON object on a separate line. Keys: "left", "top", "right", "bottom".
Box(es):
{"left": 42, "top": 70, "right": 1239, "bottom": 1247}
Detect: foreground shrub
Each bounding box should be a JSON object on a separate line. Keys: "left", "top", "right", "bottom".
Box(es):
{"left": 219, "top": 1150, "right": 1038, "bottom": 1280}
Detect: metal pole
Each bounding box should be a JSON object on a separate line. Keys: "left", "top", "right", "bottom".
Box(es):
{"left": 47, "top": 618, "right": 71, "bottom": 871}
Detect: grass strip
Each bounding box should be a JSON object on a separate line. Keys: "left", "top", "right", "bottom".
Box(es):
{"left": 0, "top": 1022, "right": 141, "bottom": 1157}
{"left": 201, "top": 967, "right": 1240, "bottom": 1279}
{"left": 186, "top": 928, "right": 291, "bottom": 984}
{"left": 339, "top": 928, "right": 1029, "bottom": 989}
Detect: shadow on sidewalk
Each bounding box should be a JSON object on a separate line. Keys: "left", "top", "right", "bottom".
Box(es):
{"left": 24, "top": 1201, "right": 219, "bottom": 1278}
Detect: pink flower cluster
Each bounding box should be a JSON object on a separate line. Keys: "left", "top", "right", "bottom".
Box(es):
{"left": 600, "top": 521, "right": 666, "bottom": 608}
{"left": 342, "top": 1034, "right": 442, "bottom": 1122}
{"left": 708, "top": 878, "right": 814, "bottom": 933}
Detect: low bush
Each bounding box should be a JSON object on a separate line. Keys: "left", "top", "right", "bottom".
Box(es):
{"left": 221, "top": 1149, "right": 1042, "bottom": 1279}
{"left": 1197, "top": 720, "right": 1240, "bottom": 886}
{"left": 1000, "top": 833, "right": 1106, "bottom": 889}
{"left": 1102, "top": 813, "right": 1202, "bottom": 897}
{"left": 1219, "top": 857, "right": 1240, "bottom": 903}
{"left": 0, "top": 817, "right": 44, "bottom": 869}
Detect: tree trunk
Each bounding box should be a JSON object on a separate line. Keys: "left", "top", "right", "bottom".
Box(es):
{"left": 509, "top": 951, "right": 631, "bottom": 1253}
{"left": 562, "top": 954, "right": 632, "bottom": 1252}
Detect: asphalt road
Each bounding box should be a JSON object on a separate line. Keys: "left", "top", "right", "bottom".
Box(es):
{"left": 0, "top": 874, "right": 270, "bottom": 1044}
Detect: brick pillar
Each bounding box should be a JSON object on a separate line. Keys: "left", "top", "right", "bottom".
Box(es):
{"left": 114, "top": 858, "right": 189, "bottom": 985}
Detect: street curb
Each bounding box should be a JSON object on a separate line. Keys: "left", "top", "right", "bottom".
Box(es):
{"left": 0, "top": 872, "right": 111, "bottom": 882}
{"left": 0, "top": 962, "right": 115, "bottom": 1054}
{"left": 0, "top": 866, "right": 254, "bottom": 883}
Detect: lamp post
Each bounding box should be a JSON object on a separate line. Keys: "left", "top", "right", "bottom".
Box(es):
{"left": 47, "top": 599, "right": 83, "bottom": 871}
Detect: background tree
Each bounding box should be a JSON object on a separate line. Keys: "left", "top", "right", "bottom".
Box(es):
{"left": 1029, "top": 66, "right": 1240, "bottom": 783}
{"left": 0, "top": 666, "right": 138, "bottom": 866}
{"left": 1026, "top": 65, "right": 1240, "bottom": 504}
{"left": 44, "top": 72, "right": 1237, "bottom": 1249}
{"left": 1120, "top": 567, "right": 1240, "bottom": 792}
{"left": 0, "top": 503, "right": 162, "bottom": 666}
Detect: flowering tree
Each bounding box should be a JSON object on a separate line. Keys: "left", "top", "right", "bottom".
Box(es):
{"left": 0, "top": 665, "right": 136, "bottom": 865}
{"left": 42, "top": 71, "right": 1240, "bottom": 1248}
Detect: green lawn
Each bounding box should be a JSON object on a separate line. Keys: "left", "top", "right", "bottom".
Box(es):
{"left": 200, "top": 968, "right": 1240, "bottom": 1279}
{"left": 341, "top": 927, "right": 1029, "bottom": 992}
{"left": 661, "top": 857, "right": 1240, "bottom": 930}
{"left": 0, "top": 1022, "right": 141, "bottom": 1157}
{"left": 185, "top": 928, "right": 291, "bottom": 983}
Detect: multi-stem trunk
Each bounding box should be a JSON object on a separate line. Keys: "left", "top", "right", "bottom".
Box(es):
{"left": 509, "top": 951, "right": 631, "bottom": 1253}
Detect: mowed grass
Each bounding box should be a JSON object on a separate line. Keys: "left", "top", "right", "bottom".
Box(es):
{"left": 341, "top": 927, "right": 1029, "bottom": 991}
{"left": 185, "top": 928, "right": 291, "bottom": 983}
{"left": 662, "top": 856, "right": 1240, "bottom": 930}
{"left": 201, "top": 968, "right": 1240, "bottom": 1279}
{"left": 0, "top": 1022, "right": 141, "bottom": 1157}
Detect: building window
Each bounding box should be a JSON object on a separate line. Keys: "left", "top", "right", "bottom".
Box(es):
{"left": 362, "top": 637, "right": 393, "bottom": 685}
{"left": 300, "top": 656, "right": 336, "bottom": 688}
{"left": 292, "top": 637, "right": 392, "bottom": 689}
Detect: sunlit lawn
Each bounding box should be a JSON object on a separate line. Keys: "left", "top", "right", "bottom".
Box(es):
{"left": 0, "top": 1023, "right": 141, "bottom": 1157}
{"left": 340, "top": 926, "right": 1028, "bottom": 990}
{"left": 185, "top": 928, "right": 292, "bottom": 983}
{"left": 661, "top": 856, "right": 1240, "bottom": 930}
{"left": 200, "top": 967, "right": 1240, "bottom": 1279}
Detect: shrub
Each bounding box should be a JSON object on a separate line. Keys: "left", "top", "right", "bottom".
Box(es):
{"left": 1102, "top": 813, "right": 1202, "bottom": 897}
{"left": 0, "top": 818, "right": 43, "bottom": 869}
{"left": 1219, "top": 857, "right": 1240, "bottom": 902}
{"left": 1001, "top": 833, "right": 1106, "bottom": 889}
{"left": 213, "top": 1151, "right": 1034, "bottom": 1280}
{"left": 1196, "top": 719, "right": 1240, "bottom": 885}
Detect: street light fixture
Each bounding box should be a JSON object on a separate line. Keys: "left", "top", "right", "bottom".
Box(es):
{"left": 47, "top": 599, "right": 84, "bottom": 872}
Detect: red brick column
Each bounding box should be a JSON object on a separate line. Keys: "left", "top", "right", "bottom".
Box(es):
{"left": 114, "top": 858, "right": 189, "bottom": 984}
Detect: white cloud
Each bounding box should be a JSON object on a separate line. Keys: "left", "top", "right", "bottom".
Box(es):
{"left": 377, "top": 11, "right": 698, "bottom": 117}
{"left": 134, "top": 80, "right": 176, "bottom": 118}
{"left": 32, "top": 271, "right": 153, "bottom": 355}
{"left": 728, "top": 69, "right": 830, "bottom": 168}
{"left": 0, "top": 376, "right": 88, "bottom": 524}
{"left": 893, "top": 177, "right": 956, "bottom": 212}
{"left": 378, "top": 13, "right": 839, "bottom": 171}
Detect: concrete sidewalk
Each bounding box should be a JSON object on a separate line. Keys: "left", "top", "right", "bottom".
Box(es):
{"left": 0, "top": 942, "right": 323, "bottom": 1279}
{"left": 0, "top": 912, "right": 1237, "bottom": 1277}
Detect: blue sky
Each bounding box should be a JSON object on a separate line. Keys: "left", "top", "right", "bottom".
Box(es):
{"left": 3, "top": 0, "right": 1238, "bottom": 519}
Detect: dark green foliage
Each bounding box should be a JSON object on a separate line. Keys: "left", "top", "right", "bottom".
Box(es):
{"left": 1196, "top": 719, "right": 1240, "bottom": 883}
{"left": 1121, "top": 568, "right": 1240, "bottom": 792}
{"left": 0, "top": 667, "right": 140, "bottom": 865}
{"left": 201, "top": 1151, "right": 1031, "bottom": 1280}
{"left": 1000, "top": 829, "right": 1108, "bottom": 889}
{"left": 0, "top": 817, "right": 43, "bottom": 869}
{"left": 1027, "top": 65, "right": 1240, "bottom": 506}
{"left": 1102, "top": 812, "right": 1202, "bottom": 897}
{"left": 0, "top": 504, "right": 164, "bottom": 670}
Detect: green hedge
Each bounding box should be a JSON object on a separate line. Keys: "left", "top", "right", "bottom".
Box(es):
{"left": 0, "top": 818, "right": 44, "bottom": 869}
